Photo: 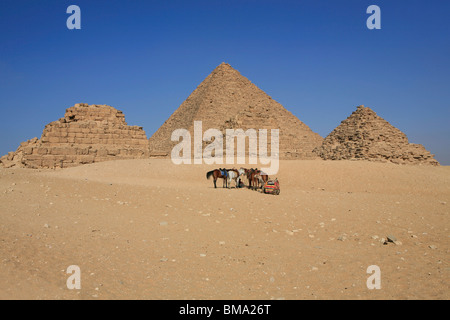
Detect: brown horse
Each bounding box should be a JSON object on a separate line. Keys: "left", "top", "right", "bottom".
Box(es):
{"left": 244, "top": 168, "right": 255, "bottom": 189}
{"left": 245, "top": 168, "right": 260, "bottom": 189}
{"left": 206, "top": 169, "right": 229, "bottom": 188}
{"left": 245, "top": 168, "right": 269, "bottom": 190}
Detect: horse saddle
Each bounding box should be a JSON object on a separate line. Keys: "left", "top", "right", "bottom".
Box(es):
{"left": 220, "top": 169, "right": 228, "bottom": 177}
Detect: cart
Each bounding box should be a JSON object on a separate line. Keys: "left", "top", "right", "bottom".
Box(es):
{"left": 263, "top": 179, "right": 280, "bottom": 195}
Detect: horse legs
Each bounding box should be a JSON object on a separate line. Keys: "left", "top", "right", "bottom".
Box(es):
{"left": 213, "top": 178, "right": 217, "bottom": 188}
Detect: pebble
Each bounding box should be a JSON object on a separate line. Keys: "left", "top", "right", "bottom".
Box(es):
{"left": 429, "top": 245, "right": 437, "bottom": 250}
{"left": 387, "top": 234, "right": 397, "bottom": 242}
{"left": 159, "top": 221, "right": 168, "bottom": 226}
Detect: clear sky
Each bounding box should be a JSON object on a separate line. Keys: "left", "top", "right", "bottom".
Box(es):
{"left": 1, "top": 0, "right": 449, "bottom": 164}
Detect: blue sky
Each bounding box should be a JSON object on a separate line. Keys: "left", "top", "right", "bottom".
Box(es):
{"left": 1, "top": 0, "right": 449, "bottom": 164}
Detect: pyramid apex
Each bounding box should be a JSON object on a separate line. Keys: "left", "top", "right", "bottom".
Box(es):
{"left": 354, "top": 105, "right": 377, "bottom": 116}
{"left": 214, "top": 62, "right": 235, "bottom": 71}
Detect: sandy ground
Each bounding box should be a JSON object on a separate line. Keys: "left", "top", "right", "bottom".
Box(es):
{"left": 0, "top": 159, "right": 448, "bottom": 300}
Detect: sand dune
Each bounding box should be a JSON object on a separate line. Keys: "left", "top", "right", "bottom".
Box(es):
{"left": 0, "top": 159, "right": 448, "bottom": 299}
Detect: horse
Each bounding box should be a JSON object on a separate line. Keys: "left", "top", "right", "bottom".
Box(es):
{"left": 226, "top": 168, "right": 241, "bottom": 189}
{"left": 244, "top": 168, "right": 269, "bottom": 190}
{"left": 206, "top": 168, "right": 229, "bottom": 188}
{"left": 257, "top": 170, "right": 269, "bottom": 188}
{"left": 254, "top": 171, "right": 269, "bottom": 189}
{"left": 245, "top": 168, "right": 260, "bottom": 189}
{"left": 237, "top": 168, "right": 246, "bottom": 182}
{"left": 244, "top": 168, "right": 253, "bottom": 188}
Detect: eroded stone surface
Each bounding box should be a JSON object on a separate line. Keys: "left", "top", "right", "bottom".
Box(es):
{"left": 314, "top": 105, "right": 439, "bottom": 165}
{"left": 1, "top": 104, "right": 149, "bottom": 168}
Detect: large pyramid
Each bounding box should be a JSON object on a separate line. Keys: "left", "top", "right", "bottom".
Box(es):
{"left": 314, "top": 105, "right": 439, "bottom": 165}
{"left": 0, "top": 104, "right": 149, "bottom": 169}
{"left": 148, "top": 62, "right": 323, "bottom": 159}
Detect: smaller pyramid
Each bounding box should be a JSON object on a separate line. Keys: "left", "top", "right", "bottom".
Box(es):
{"left": 0, "top": 104, "right": 149, "bottom": 169}
{"left": 314, "top": 105, "right": 439, "bottom": 165}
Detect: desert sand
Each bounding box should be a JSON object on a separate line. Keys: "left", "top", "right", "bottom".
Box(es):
{"left": 0, "top": 159, "right": 448, "bottom": 300}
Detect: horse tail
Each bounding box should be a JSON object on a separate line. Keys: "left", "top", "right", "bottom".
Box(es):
{"left": 206, "top": 170, "right": 215, "bottom": 180}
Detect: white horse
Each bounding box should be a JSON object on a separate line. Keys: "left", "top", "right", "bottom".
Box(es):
{"left": 227, "top": 169, "right": 242, "bottom": 189}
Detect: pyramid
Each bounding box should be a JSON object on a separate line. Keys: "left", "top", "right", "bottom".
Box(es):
{"left": 148, "top": 62, "right": 323, "bottom": 159}
{"left": 0, "top": 103, "right": 149, "bottom": 169}
{"left": 314, "top": 105, "right": 439, "bottom": 165}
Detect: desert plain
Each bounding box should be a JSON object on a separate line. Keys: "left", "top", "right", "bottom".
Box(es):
{"left": 0, "top": 159, "right": 448, "bottom": 300}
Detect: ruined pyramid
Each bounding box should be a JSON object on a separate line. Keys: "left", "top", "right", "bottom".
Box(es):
{"left": 148, "top": 62, "right": 323, "bottom": 159}
{"left": 314, "top": 105, "right": 439, "bottom": 165}
{"left": 0, "top": 104, "right": 149, "bottom": 168}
